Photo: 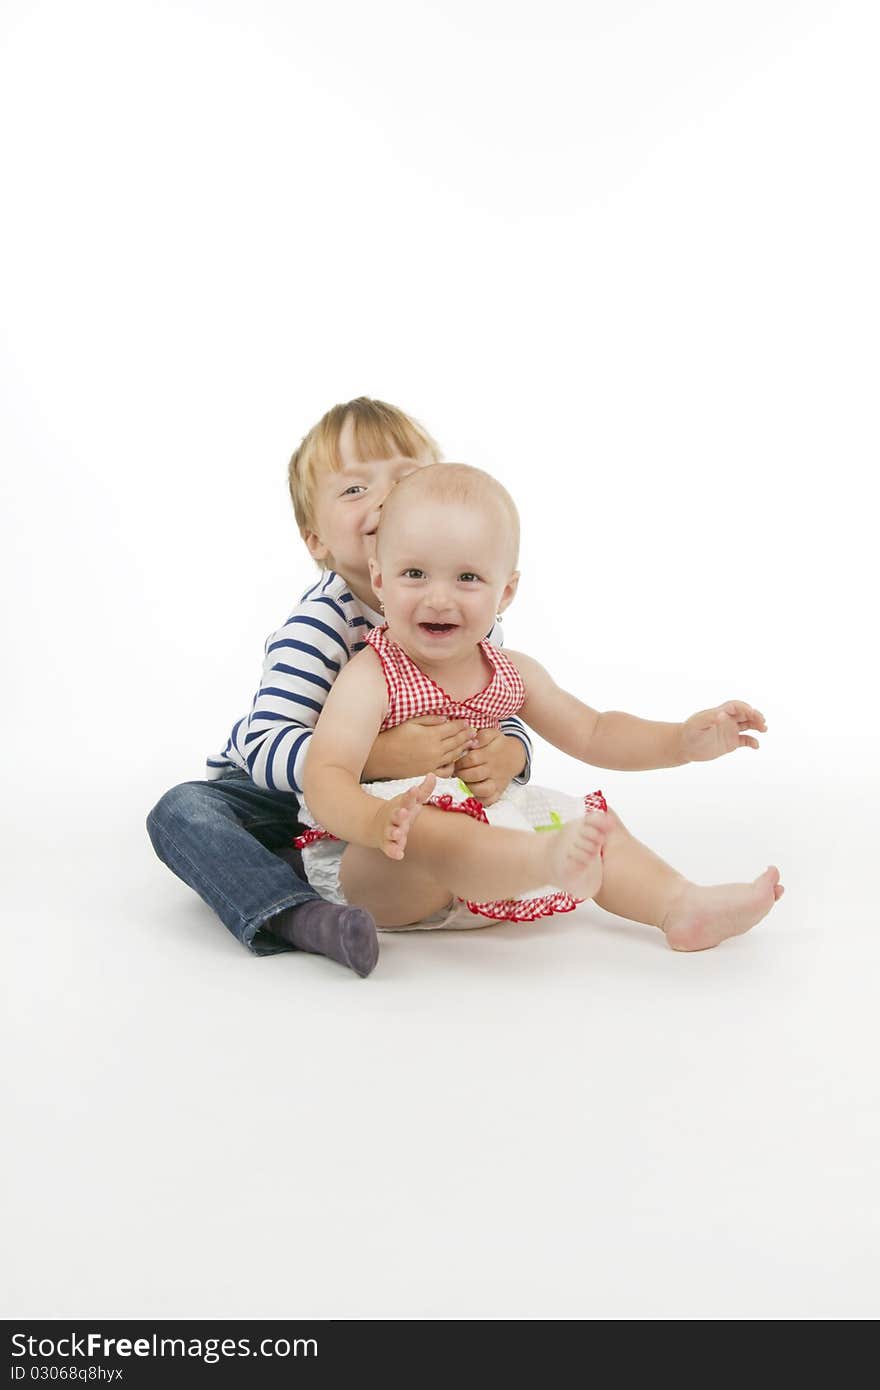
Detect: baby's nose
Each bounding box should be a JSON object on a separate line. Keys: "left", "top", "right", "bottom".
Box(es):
{"left": 426, "top": 584, "right": 454, "bottom": 611}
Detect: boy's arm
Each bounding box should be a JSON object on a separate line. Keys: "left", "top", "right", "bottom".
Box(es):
{"left": 303, "top": 651, "right": 401, "bottom": 846}
{"left": 453, "top": 726, "right": 528, "bottom": 805}
{"left": 363, "top": 715, "right": 479, "bottom": 781}
{"left": 497, "top": 717, "right": 532, "bottom": 783}
{"left": 510, "top": 652, "right": 767, "bottom": 770}
{"left": 482, "top": 616, "right": 533, "bottom": 785}
{"left": 237, "top": 592, "right": 356, "bottom": 795}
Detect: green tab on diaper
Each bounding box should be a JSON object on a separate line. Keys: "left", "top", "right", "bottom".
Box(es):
{"left": 457, "top": 778, "right": 472, "bottom": 795}
{"left": 535, "top": 810, "right": 564, "bottom": 832}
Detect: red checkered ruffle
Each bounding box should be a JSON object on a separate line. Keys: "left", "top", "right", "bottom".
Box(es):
{"left": 293, "top": 825, "right": 333, "bottom": 848}
{"left": 294, "top": 791, "right": 489, "bottom": 849}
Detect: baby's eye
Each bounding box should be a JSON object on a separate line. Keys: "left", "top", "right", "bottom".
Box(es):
{"left": 458, "top": 572, "right": 481, "bottom": 583}
{"left": 341, "top": 484, "right": 366, "bottom": 497}
{"left": 402, "top": 568, "right": 425, "bottom": 579}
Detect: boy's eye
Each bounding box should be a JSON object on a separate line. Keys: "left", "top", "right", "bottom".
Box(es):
{"left": 402, "top": 568, "right": 425, "bottom": 579}
{"left": 341, "top": 485, "right": 366, "bottom": 497}
{"left": 459, "top": 572, "right": 481, "bottom": 583}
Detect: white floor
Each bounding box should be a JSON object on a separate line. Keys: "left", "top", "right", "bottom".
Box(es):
{"left": 4, "top": 758, "right": 878, "bottom": 1321}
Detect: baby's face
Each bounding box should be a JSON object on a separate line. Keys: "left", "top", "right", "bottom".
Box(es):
{"left": 370, "top": 495, "right": 518, "bottom": 666}
{"left": 305, "top": 416, "right": 432, "bottom": 598}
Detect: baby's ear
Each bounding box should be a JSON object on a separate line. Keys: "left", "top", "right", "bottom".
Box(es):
{"left": 497, "top": 571, "right": 520, "bottom": 614}
{"left": 368, "top": 557, "right": 382, "bottom": 591}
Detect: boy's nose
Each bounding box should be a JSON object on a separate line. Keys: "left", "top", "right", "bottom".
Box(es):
{"left": 375, "top": 477, "right": 400, "bottom": 508}
{"left": 363, "top": 502, "right": 384, "bottom": 533}
{"left": 367, "top": 481, "right": 397, "bottom": 532}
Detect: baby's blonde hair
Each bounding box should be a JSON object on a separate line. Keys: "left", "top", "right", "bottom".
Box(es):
{"left": 288, "top": 397, "right": 442, "bottom": 536}
{"left": 378, "top": 463, "right": 520, "bottom": 569}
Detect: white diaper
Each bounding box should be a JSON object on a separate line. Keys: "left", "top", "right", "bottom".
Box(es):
{"left": 299, "top": 776, "right": 591, "bottom": 931}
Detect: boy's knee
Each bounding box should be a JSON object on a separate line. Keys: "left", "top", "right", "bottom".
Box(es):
{"left": 146, "top": 781, "right": 215, "bottom": 845}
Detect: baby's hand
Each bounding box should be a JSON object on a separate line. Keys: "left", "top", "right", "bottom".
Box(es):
{"left": 680, "top": 701, "right": 768, "bottom": 763}
{"left": 372, "top": 774, "right": 437, "bottom": 860}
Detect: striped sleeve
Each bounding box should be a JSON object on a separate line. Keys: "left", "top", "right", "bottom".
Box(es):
{"left": 237, "top": 584, "right": 353, "bottom": 795}
{"left": 499, "top": 716, "right": 533, "bottom": 785}
{"left": 486, "top": 617, "right": 533, "bottom": 785}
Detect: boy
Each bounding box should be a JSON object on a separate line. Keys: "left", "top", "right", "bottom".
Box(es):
{"left": 146, "top": 399, "right": 533, "bottom": 976}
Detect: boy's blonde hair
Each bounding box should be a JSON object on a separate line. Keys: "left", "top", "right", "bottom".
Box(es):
{"left": 288, "top": 397, "right": 442, "bottom": 536}
{"left": 378, "top": 462, "right": 521, "bottom": 569}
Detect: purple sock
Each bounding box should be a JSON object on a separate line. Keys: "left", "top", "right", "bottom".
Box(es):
{"left": 269, "top": 900, "right": 379, "bottom": 978}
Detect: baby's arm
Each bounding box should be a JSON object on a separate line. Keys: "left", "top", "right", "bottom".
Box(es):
{"left": 509, "top": 652, "right": 766, "bottom": 770}
{"left": 303, "top": 651, "right": 435, "bottom": 857}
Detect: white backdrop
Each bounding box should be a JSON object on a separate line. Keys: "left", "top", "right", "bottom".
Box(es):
{"left": 2, "top": 0, "right": 878, "bottom": 1321}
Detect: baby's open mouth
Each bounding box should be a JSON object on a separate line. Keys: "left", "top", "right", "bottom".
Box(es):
{"left": 420, "top": 622, "right": 457, "bottom": 634}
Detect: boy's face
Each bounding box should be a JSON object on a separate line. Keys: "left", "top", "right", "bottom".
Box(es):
{"left": 304, "top": 417, "right": 432, "bottom": 602}
{"left": 370, "top": 496, "right": 519, "bottom": 669}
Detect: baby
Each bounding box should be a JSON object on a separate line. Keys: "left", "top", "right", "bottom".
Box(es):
{"left": 300, "top": 464, "right": 784, "bottom": 949}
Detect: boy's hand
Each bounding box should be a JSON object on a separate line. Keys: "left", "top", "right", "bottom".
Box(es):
{"left": 454, "top": 729, "right": 527, "bottom": 806}
{"left": 362, "top": 716, "right": 478, "bottom": 781}
{"left": 680, "top": 701, "right": 768, "bottom": 763}
{"left": 371, "top": 774, "right": 436, "bottom": 860}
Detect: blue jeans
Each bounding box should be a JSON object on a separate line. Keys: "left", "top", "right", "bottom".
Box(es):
{"left": 146, "top": 769, "right": 321, "bottom": 955}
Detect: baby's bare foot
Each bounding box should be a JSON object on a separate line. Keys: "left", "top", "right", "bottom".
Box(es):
{"left": 662, "top": 866, "right": 784, "bottom": 951}
{"left": 546, "top": 812, "right": 609, "bottom": 900}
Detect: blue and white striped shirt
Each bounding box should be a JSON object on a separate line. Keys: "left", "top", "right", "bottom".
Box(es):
{"left": 207, "top": 571, "right": 533, "bottom": 797}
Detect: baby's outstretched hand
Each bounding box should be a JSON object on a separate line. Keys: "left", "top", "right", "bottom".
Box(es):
{"left": 373, "top": 774, "right": 437, "bottom": 860}
{"left": 680, "top": 701, "right": 768, "bottom": 762}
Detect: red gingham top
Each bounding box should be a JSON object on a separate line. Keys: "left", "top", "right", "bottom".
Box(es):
{"left": 365, "top": 625, "right": 525, "bottom": 729}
